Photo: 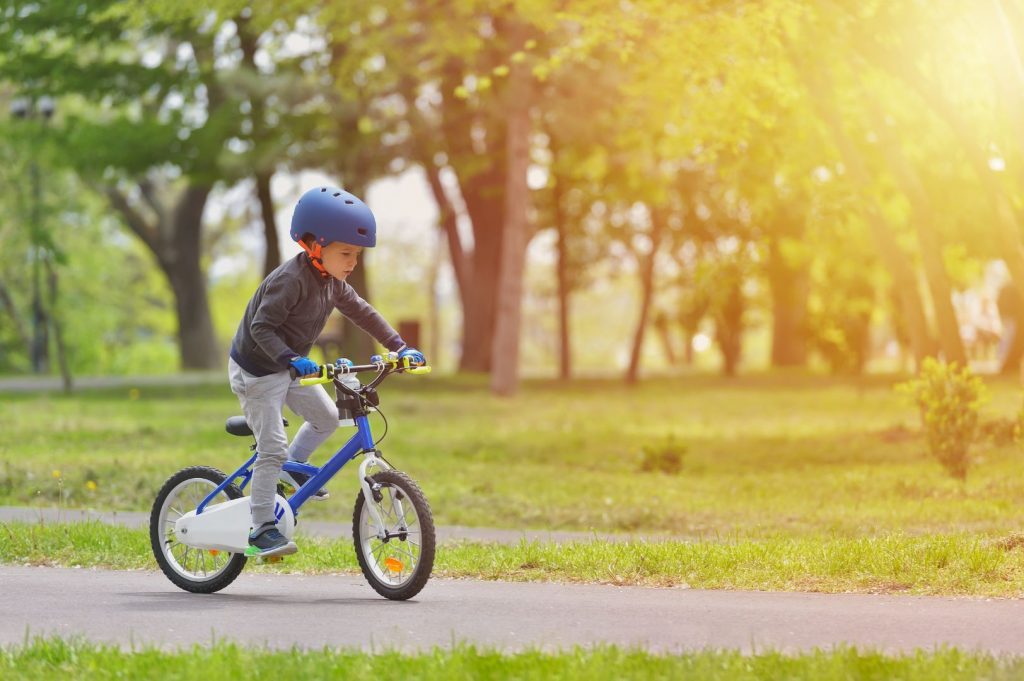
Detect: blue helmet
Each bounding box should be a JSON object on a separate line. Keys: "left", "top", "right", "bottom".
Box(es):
{"left": 290, "top": 186, "right": 377, "bottom": 248}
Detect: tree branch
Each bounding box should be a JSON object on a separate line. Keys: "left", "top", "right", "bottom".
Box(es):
{"left": 101, "top": 184, "right": 161, "bottom": 255}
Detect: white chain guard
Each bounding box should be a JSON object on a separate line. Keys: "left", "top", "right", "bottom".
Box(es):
{"left": 175, "top": 494, "right": 295, "bottom": 553}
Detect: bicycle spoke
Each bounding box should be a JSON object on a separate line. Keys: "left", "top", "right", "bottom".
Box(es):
{"left": 372, "top": 548, "right": 387, "bottom": 573}
{"left": 392, "top": 545, "right": 417, "bottom": 563}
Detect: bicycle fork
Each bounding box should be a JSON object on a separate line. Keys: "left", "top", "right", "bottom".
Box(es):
{"left": 358, "top": 450, "right": 406, "bottom": 540}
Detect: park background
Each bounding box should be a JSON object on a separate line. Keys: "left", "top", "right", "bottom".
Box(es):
{"left": 8, "top": 0, "right": 1024, "bottom": 390}
{"left": 5, "top": 0, "right": 1024, "bottom": 603}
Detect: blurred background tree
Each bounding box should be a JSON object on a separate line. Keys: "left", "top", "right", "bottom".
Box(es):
{"left": 2, "top": 0, "right": 1023, "bottom": 392}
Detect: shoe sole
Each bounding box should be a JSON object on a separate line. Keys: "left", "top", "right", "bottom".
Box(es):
{"left": 245, "top": 541, "right": 298, "bottom": 558}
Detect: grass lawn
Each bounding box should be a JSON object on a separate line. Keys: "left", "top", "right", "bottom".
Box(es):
{"left": 5, "top": 521, "right": 1024, "bottom": 596}
{"left": 3, "top": 637, "right": 1024, "bottom": 680}
{"left": 2, "top": 372, "right": 1023, "bottom": 540}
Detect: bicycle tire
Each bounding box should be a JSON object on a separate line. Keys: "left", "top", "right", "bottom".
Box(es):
{"left": 352, "top": 469, "right": 435, "bottom": 600}
{"left": 150, "top": 466, "right": 248, "bottom": 594}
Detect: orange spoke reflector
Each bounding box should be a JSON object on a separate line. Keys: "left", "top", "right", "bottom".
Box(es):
{"left": 384, "top": 557, "right": 403, "bottom": 573}
{"left": 208, "top": 550, "right": 220, "bottom": 556}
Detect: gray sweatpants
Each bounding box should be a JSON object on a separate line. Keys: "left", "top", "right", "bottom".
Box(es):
{"left": 228, "top": 358, "right": 339, "bottom": 527}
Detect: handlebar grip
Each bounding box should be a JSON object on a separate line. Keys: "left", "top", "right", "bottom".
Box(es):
{"left": 407, "top": 365, "right": 431, "bottom": 375}
{"left": 295, "top": 364, "right": 334, "bottom": 386}
{"left": 299, "top": 374, "right": 333, "bottom": 386}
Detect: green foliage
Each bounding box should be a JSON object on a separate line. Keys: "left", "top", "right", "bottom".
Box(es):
{"left": 897, "top": 359, "right": 988, "bottom": 481}
{"left": 639, "top": 435, "right": 685, "bottom": 475}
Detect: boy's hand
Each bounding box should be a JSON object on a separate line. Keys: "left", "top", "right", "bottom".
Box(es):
{"left": 398, "top": 347, "right": 426, "bottom": 367}
{"left": 289, "top": 356, "right": 320, "bottom": 377}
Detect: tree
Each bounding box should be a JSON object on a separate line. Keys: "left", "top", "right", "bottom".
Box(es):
{"left": 0, "top": 1, "right": 245, "bottom": 368}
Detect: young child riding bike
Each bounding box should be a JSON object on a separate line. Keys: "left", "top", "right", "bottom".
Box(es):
{"left": 227, "top": 186, "right": 425, "bottom": 558}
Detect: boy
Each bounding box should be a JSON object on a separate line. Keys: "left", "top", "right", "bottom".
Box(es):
{"left": 227, "top": 186, "right": 425, "bottom": 557}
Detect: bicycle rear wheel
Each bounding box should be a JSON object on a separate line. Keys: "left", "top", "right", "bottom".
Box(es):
{"left": 352, "top": 469, "right": 435, "bottom": 600}
{"left": 150, "top": 466, "right": 247, "bottom": 593}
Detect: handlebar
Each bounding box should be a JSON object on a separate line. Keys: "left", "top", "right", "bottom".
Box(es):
{"left": 291, "top": 359, "right": 431, "bottom": 387}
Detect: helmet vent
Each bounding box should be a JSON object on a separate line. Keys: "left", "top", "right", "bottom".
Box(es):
{"left": 357, "top": 228, "right": 368, "bottom": 235}
{"left": 320, "top": 187, "right": 327, "bottom": 192}
{"left": 333, "top": 192, "right": 341, "bottom": 197}
{"left": 345, "top": 200, "right": 354, "bottom": 204}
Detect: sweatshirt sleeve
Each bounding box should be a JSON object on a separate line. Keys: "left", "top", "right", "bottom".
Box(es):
{"left": 333, "top": 281, "right": 404, "bottom": 352}
{"left": 250, "top": 275, "right": 303, "bottom": 366}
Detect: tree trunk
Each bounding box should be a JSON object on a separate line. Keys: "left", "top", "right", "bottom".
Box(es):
{"left": 256, "top": 171, "right": 281, "bottom": 278}
{"left": 716, "top": 275, "right": 744, "bottom": 376}
{"left": 681, "top": 328, "right": 695, "bottom": 365}
{"left": 423, "top": 164, "right": 469, "bottom": 311}
{"left": 0, "top": 277, "right": 30, "bottom": 355}
{"left": 167, "top": 184, "right": 220, "bottom": 370}
{"left": 428, "top": 236, "right": 442, "bottom": 369}
{"left": 437, "top": 58, "right": 507, "bottom": 375}
{"left": 625, "top": 210, "right": 666, "bottom": 385}
{"left": 652, "top": 314, "right": 678, "bottom": 366}
{"left": 767, "top": 237, "right": 810, "bottom": 367}
{"left": 422, "top": 166, "right": 503, "bottom": 373}
{"left": 490, "top": 52, "right": 532, "bottom": 397}
{"left": 103, "top": 181, "right": 219, "bottom": 370}
{"left": 44, "top": 256, "right": 72, "bottom": 392}
{"left": 862, "top": 95, "right": 967, "bottom": 365}
{"left": 461, "top": 196, "right": 503, "bottom": 373}
{"left": 553, "top": 176, "right": 572, "bottom": 380}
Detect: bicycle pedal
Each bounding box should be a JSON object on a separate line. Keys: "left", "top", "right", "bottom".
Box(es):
{"left": 256, "top": 555, "right": 285, "bottom": 565}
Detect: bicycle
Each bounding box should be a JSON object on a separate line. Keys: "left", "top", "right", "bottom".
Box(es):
{"left": 149, "top": 355, "right": 435, "bottom": 601}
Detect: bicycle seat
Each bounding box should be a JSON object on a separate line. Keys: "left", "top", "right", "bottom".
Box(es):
{"left": 225, "top": 416, "right": 289, "bottom": 437}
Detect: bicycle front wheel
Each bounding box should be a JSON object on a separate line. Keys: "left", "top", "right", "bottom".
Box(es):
{"left": 352, "top": 469, "right": 435, "bottom": 600}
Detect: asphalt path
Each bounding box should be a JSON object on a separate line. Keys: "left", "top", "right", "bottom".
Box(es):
{"left": 2, "top": 566, "right": 1023, "bottom": 654}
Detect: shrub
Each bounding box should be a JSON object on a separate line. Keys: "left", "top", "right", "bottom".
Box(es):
{"left": 640, "top": 436, "right": 686, "bottom": 475}
{"left": 897, "top": 358, "right": 988, "bottom": 481}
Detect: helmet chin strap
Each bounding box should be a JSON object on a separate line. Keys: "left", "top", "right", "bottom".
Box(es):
{"left": 299, "top": 241, "right": 330, "bottom": 279}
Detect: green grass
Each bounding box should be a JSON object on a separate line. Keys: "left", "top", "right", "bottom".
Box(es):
{"left": 5, "top": 521, "right": 1024, "bottom": 596}
{"left": 2, "top": 372, "right": 1024, "bottom": 539}
{"left": 2, "top": 637, "right": 1023, "bottom": 680}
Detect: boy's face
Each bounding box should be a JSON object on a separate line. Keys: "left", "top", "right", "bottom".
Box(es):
{"left": 320, "top": 241, "right": 362, "bottom": 280}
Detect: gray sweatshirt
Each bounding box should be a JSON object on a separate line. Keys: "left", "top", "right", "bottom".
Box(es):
{"left": 229, "top": 254, "right": 403, "bottom": 376}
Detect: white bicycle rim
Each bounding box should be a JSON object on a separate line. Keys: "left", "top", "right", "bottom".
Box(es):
{"left": 158, "top": 478, "right": 237, "bottom": 582}
{"left": 358, "top": 481, "right": 423, "bottom": 588}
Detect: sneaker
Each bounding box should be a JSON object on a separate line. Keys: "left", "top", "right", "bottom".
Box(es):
{"left": 245, "top": 523, "right": 297, "bottom": 558}
{"left": 279, "top": 469, "right": 329, "bottom": 501}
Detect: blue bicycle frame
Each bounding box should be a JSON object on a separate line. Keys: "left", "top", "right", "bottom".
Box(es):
{"left": 195, "top": 413, "right": 377, "bottom": 517}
